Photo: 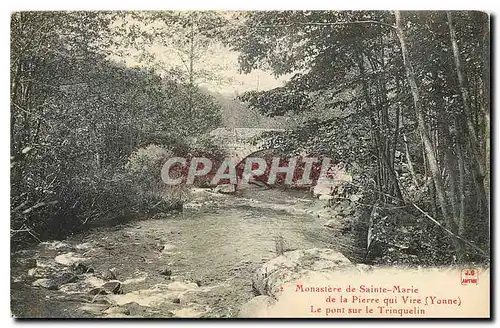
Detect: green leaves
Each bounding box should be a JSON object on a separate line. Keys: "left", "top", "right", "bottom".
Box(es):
{"left": 10, "top": 11, "right": 224, "bottom": 244}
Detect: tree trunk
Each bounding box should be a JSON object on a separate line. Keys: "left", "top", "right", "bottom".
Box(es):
{"left": 447, "top": 12, "right": 485, "bottom": 180}
{"left": 455, "top": 116, "right": 466, "bottom": 236}
{"left": 394, "top": 12, "right": 461, "bottom": 246}
{"left": 355, "top": 46, "right": 403, "bottom": 203}
{"left": 481, "top": 17, "right": 491, "bottom": 211}
{"left": 403, "top": 133, "right": 418, "bottom": 186}
{"left": 398, "top": 98, "right": 418, "bottom": 187}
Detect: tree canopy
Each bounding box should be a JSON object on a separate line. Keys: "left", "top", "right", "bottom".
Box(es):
{"left": 227, "top": 10, "right": 490, "bottom": 263}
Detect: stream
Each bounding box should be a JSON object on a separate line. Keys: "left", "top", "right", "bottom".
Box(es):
{"left": 11, "top": 186, "right": 346, "bottom": 318}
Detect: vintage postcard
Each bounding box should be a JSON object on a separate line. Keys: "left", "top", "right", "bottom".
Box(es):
{"left": 10, "top": 10, "right": 490, "bottom": 319}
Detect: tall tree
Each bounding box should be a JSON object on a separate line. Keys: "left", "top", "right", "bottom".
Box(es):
{"left": 227, "top": 10, "right": 489, "bottom": 263}
{"left": 394, "top": 11, "right": 462, "bottom": 254}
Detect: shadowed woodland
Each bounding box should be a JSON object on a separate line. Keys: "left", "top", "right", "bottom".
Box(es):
{"left": 11, "top": 11, "right": 490, "bottom": 266}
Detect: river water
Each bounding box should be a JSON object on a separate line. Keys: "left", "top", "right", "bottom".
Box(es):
{"left": 11, "top": 187, "right": 346, "bottom": 318}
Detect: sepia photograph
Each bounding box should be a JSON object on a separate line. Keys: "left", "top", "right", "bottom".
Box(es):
{"left": 9, "top": 9, "right": 490, "bottom": 319}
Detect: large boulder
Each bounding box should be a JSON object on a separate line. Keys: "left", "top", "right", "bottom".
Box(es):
{"left": 240, "top": 248, "right": 373, "bottom": 317}
{"left": 237, "top": 295, "right": 276, "bottom": 318}
{"left": 252, "top": 248, "right": 353, "bottom": 298}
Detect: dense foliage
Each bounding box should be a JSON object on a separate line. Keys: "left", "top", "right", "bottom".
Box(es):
{"left": 227, "top": 11, "right": 490, "bottom": 264}
{"left": 10, "top": 12, "right": 223, "bottom": 246}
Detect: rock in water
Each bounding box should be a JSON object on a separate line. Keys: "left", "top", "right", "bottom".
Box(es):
{"left": 54, "top": 252, "right": 87, "bottom": 266}
{"left": 32, "top": 272, "right": 78, "bottom": 290}
{"left": 32, "top": 278, "right": 58, "bottom": 290}
{"left": 90, "top": 281, "right": 122, "bottom": 295}
{"left": 72, "top": 262, "right": 94, "bottom": 274}
{"left": 53, "top": 271, "right": 79, "bottom": 285}
{"left": 213, "top": 184, "right": 236, "bottom": 194}
{"left": 89, "top": 288, "right": 108, "bottom": 296}
{"left": 102, "top": 281, "right": 122, "bottom": 294}
{"left": 101, "top": 269, "right": 116, "bottom": 281}
{"left": 159, "top": 268, "right": 172, "bottom": 277}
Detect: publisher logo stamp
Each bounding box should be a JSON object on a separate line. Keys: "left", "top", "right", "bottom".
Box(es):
{"left": 461, "top": 269, "right": 479, "bottom": 285}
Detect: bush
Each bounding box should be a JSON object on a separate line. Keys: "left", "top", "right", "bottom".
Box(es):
{"left": 11, "top": 154, "right": 133, "bottom": 244}
{"left": 125, "top": 144, "right": 189, "bottom": 213}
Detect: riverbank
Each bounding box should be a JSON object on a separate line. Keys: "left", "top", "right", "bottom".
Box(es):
{"left": 11, "top": 187, "right": 359, "bottom": 318}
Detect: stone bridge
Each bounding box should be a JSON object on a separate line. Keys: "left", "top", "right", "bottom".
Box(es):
{"left": 209, "top": 127, "right": 283, "bottom": 163}
{"left": 207, "top": 127, "right": 352, "bottom": 196}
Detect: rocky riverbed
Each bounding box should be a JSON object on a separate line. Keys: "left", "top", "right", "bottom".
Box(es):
{"left": 11, "top": 186, "right": 362, "bottom": 318}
